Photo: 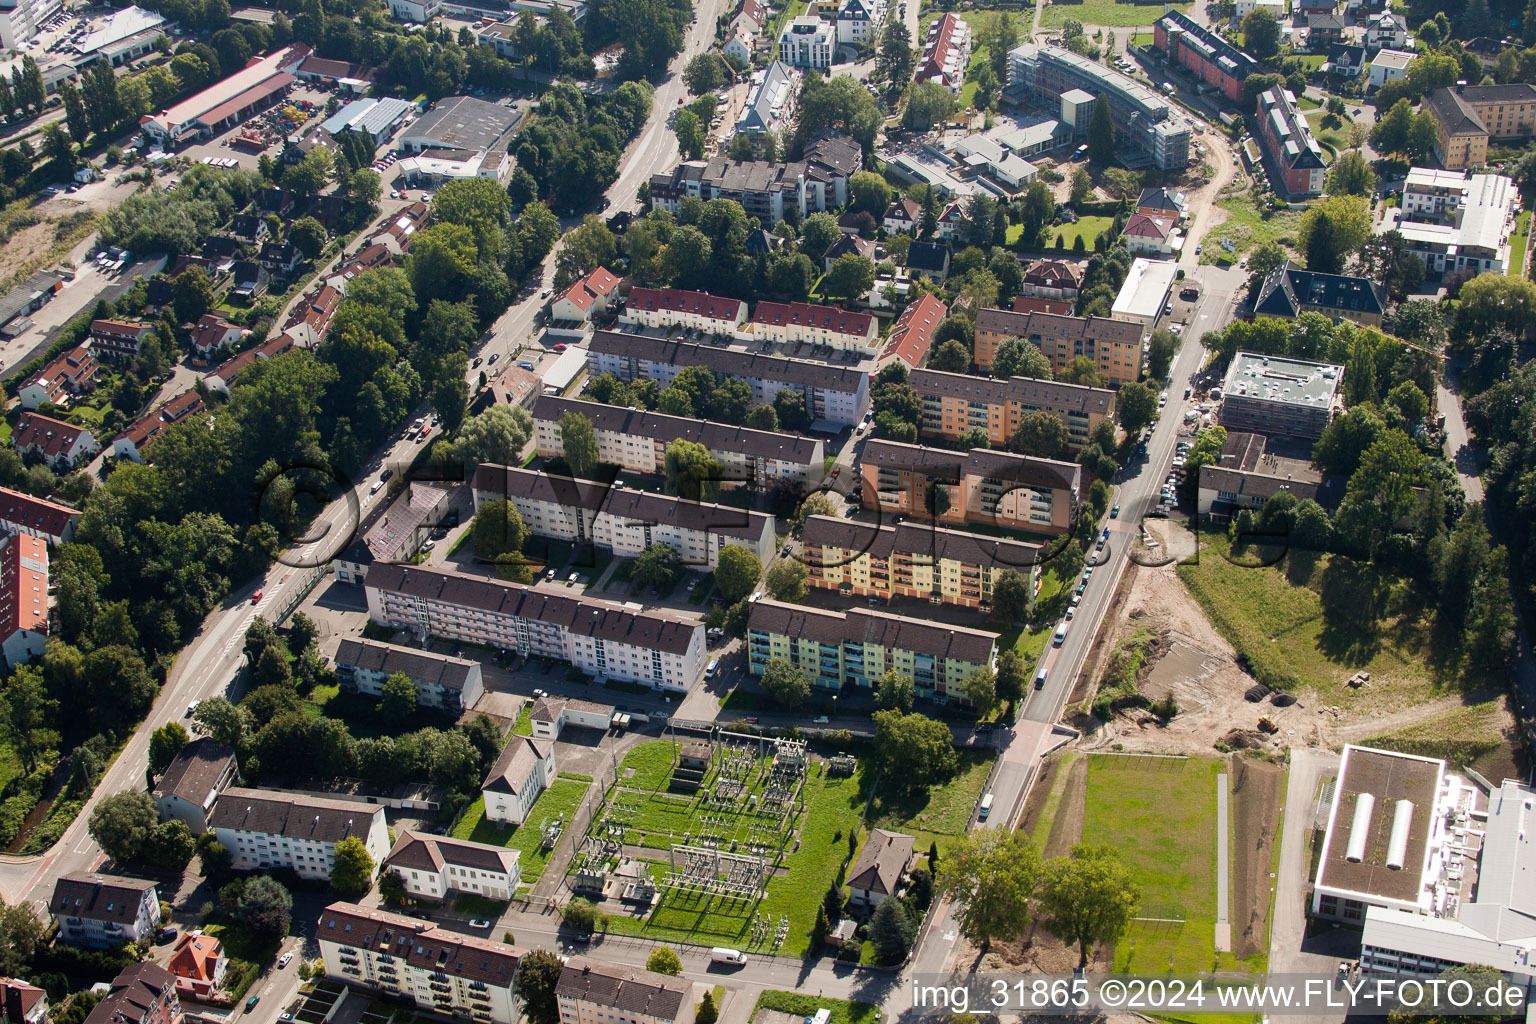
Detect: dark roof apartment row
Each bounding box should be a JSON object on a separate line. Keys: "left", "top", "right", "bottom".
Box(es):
{"left": 910, "top": 366, "right": 1115, "bottom": 417}
{"left": 748, "top": 597, "right": 998, "bottom": 665}
{"left": 48, "top": 873, "right": 157, "bottom": 923}
{"left": 366, "top": 562, "right": 701, "bottom": 655}
{"left": 333, "top": 637, "right": 480, "bottom": 691}
{"left": 151, "top": 737, "right": 237, "bottom": 807}
{"left": 1253, "top": 260, "right": 1387, "bottom": 319}
{"left": 472, "top": 464, "right": 774, "bottom": 542}
{"left": 587, "top": 330, "right": 866, "bottom": 393}
{"left": 534, "top": 396, "right": 822, "bottom": 466}
{"left": 863, "top": 438, "right": 1082, "bottom": 492}
{"left": 556, "top": 957, "right": 689, "bottom": 1021}
{"left": 209, "top": 787, "right": 378, "bottom": 842}
{"left": 800, "top": 514, "right": 1042, "bottom": 568}
{"left": 974, "top": 307, "right": 1143, "bottom": 348}
{"left": 383, "top": 830, "right": 519, "bottom": 876}
{"left": 318, "top": 902, "right": 522, "bottom": 986}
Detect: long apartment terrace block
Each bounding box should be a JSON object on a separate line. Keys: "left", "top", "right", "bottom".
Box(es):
{"left": 209, "top": 788, "right": 389, "bottom": 881}
{"left": 747, "top": 598, "right": 998, "bottom": 701}
{"left": 1155, "top": 8, "right": 1256, "bottom": 102}
{"left": 747, "top": 300, "right": 876, "bottom": 354}
{"left": 586, "top": 330, "right": 870, "bottom": 426}
{"left": 319, "top": 902, "right": 524, "bottom": 1023}
{"left": 973, "top": 308, "right": 1144, "bottom": 387}
{"left": 332, "top": 637, "right": 486, "bottom": 711}
{"left": 471, "top": 464, "right": 776, "bottom": 568}
{"left": 862, "top": 439, "right": 1081, "bottom": 535}
{"left": 620, "top": 287, "right": 748, "bottom": 333}
{"left": 364, "top": 563, "right": 706, "bottom": 691}
{"left": 557, "top": 957, "right": 691, "bottom": 1024}
{"left": 911, "top": 367, "right": 1115, "bottom": 450}
{"left": 532, "top": 397, "right": 824, "bottom": 491}
{"left": 801, "top": 514, "right": 1041, "bottom": 610}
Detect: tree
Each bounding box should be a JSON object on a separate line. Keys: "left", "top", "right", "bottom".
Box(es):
{"left": 0, "top": 898, "right": 45, "bottom": 976}
{"left": 992, "top": 338, "right": 1053, "bottom": 380}
{"left": 288, "top": 216, "right": 326, "bottom": 261}
{"left": 193, "top": 696, "right": 248, "bottom": 749}
{"left": 517, "top": 950, "right": 566, "bottom": 1024}
{"left": 646, "top": 947, "right": 682, "bottom": 976}
{"left": 672, "top": 109, "right": 705, "bottom": 160}
{"left": 696, "top": 991, "right": 719, "bottom": 1024}
{"left": 1038, "top": 844, "right": 1140, "bottom": 967}
{"left": 664, "top": 439, "right": 722, "bottom": 502}
{"left": 473, "top": 499, "right": 530, "bottom": 560}
{"left": 1061, "top": 356, "right": 1107, "bottom": 387}
{"left": 149, "top": 722, "right": 189, "bottom": 776}
{"left": 1009, "top": 411, "right": 1069, "bottom": 458}
{"left": 929, "top": 339, "right": 972, "bottom": 373}
{"left": 825, "top": 253, "right": 875, "bottom": 300}
{"left": 1408, "top": 111, "right": 1440, "bottom": 164}
{"left": 715, "top": 544, "right": 763, "bottom": 602}
{"left": 683, "top": 52, "right": 731, "bottom": 94}
{"left": 995, "top": 648, "right": 1026, "bottom": 704}
{"left": 239, "top": 874, "right": 293, "bottom": 941}
{"left": 963, "top": 668, "right": 997, "bottom": 716}
{"left": 455, "top": 406, "right": 533, "bottom": 469}
{"left": 1086, "top": 96, "right": 1115, "bottom": 165}
{"left": 1115, "top": 381, "right": 1158, "bottom": 435}
{"left": 562, "top": 897, "right": 607, "bottom": 933}
{"left": 288, "top": 611, "right": 319, "bottom": 656}
{"left": 1241, "top": 7, "right": 1281, "bottom": 59}
{"left": 904, "top": 81, "right": 959, "bottom": 129}
{"left": 991, "top": 569, "right": 1032, "bottom": 623}
{"left": 380, "top": 672, "right": 418, "bottom": 725}
{"left": 871, "top": 709, "right": 957, "bottom": 792}
{"left": 1370, "top": 98, "right": 1415, "bottom": 157}
{"left": 940, "top": 829, "right": 1041, "bottom": 951}
{"left": 379, "top": 870, "right": 408, "bottom": 904}
{"left": 88, "top": 790, "right": 159, "bottom": 862}
{"left": 791, "top": 492, "right": 840, "bottom": 535}
{"left": 331, "top": 836, "right": 374, "bottom": 896}
{"left": 172, "top": 268, "right": 215, "bottom": 324}
{"left": 868, "top": 897, "right": 915, "bottom": 963}
{"left": 145, "top": 819, "right": 197, "bottom": 871}
{"left": 630, "top": 545, "right": 680, "bottom": 591}
{"left": 799, "top": 213, "right": 841, "bottom": 262}
{"left": 1069, "top": 167, "right": 1093, "bottom": 206}
{"left": 1464, "top": 547, "right": 1515, "bottom": 675}
{"left": 877, "top": 18, "right": 915, "bottom": 85}
{"left": 766, "top": 558, "right": 808, "bottom": 602}
{"left": 1326, "top": 149, "right": 1376, "bottom": 197}
{"left": 198, "top": 837, "right": 233, "bottom": 881}
{"left": 560, "top": 412, "right": 599, "bottom": 477}
{"left": 760, "top": 656, "right": 812, "bottom": 709}
{"left": 876, "top": 670, "right": 915, "bottom": 712}
{"left": 849, "top": 171, "right": 891, "bottom": 217}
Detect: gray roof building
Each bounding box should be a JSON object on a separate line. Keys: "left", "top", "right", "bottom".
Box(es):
{"left": 533, "top": 396, "right": 823, "bottom": 467}
{"left": 333, "top": 637, "right": 480, "bottom": 694}
{"left": 847, "top": 828, "right": 913, "bottom": 902}
{"left": 209, "top": 787, "right": 382, "bottom": 843}
{"left": 586, "top": 329, "right": 867, "bottom": 394}
{"left": 556, "top": 958, "right": 689, "bottom": 1023}
{"left": 401, "top": 95, "right": 521, "bottom": 154}
{"left": 747, "top": 598, "right": 999, "bottom": 666}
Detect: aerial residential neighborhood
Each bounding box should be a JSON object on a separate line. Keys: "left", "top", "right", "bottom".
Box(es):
{"left": 0, "top": 0, "right": 1533, "bottom": 1019}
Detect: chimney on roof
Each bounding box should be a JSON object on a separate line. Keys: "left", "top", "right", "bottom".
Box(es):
{"left": 1456, "top": 80, "right": 1466, "bottom": 91}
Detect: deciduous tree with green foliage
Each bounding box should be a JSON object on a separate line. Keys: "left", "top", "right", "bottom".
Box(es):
{"left": 331, "top": 835, "right": 375, "bottom": 896}
{"left": 516, "top": 949, "right": 566, "bottom": 1024}
{"left": 766, "top": 558, "right": 808, "bottom": 602}
{"left": 1241, "top": 7, "right": 1280, "bottom": 59}
{"left": 992, "top": 337, "right": 1054, "bottom": 380}
{"left": 473, "top": 499, "right": 530, "bottom": 561}
{"left": 1009, "top": 411, "right": 1069, "bottom": 458}
{"left": 760, "top": 656, "right": 812, "bottom": 709}
{"left": 560, "top": 412, "right": 599, "bottom": 477}
{"left": 940, "top": 829, "right": 1041, "bottom": 951}
{"left": 1116, "top": 380, "right": 1158, "bottom": 435}
{"left": 1038, "top": 844, "right": 1140, "bottom": 967}
{"left": 877, "top": 670, "right": 915, "bottom": 712}
{"left": 380, "top": 672, "right": 418, "bottom": 725}
{"left": 88, "top": 790, "right": 159, "bottom": 863}
{"left": 239, "top": 874, "right": 294, "bottom": 942}
{"left": 646, "top": 947, "right": 683, "bottom": 975}
{"left": 149, "top": 722, "right": 189, "bottom": 776}
{"left": 715, "top": 545, "right": 763, "bottom": 602}
{"left": 871, "top": 709, "right": 957, "bottom": 792}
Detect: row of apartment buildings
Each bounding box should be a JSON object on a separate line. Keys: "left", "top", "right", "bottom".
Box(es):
{"left": 470, "top": 464, "right": 778, "bottom": 570}
{"left": 1423, "top": 82, "right": 1536, "bottom": 170}
{"left": 617, "top": 288, "right": 879, "bottom": 355}
{"left": 861, "top": 438, "right": 1082, "bottom": 536}
{"left": 586, "top": 329, "right": 871, "bottom": 425}
{"left": 532, "top": 396, "right": 825, "bottom": 493}
{"left": 972, "top": 307, "right": 1146, "bottom": 387}
{"left": 648, "top": 131, "right": 861, "bottom": 225}
{"left": 364, "top": 562, "right": 708, "bottom": 692}
{"left": 911, "top": 366, "right": 1116, "bottom": 452}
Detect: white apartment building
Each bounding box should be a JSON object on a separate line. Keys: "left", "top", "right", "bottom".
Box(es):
{"left": 779, "top": 16, "right": 834, "bottom": 67}
{"left": 472, "top": 464, "right": 777, "bottom": 570}
{"left": 835, "top": 0, "right": 883, "bottom": 46}
{"left": 619, "top": 288, "right": 748, "bottom": 334}
{"left": 0, "top": 0, "right": 63, "bottom": 50}
{"left": 319, "top": 902, "right": 523, "bottom": 1024}
{"left": 586, "top": 329, "right": 871, "bottom": 426}
{"left": 481, "top": 735, "right": 557, "bottom": 825}
{"left": 48, "top": 873, "right": 162, "bottom": 949}
{"left": 1369, "top": 48, "right": 1414, "bottom": 89}
{"left": 1383, "top": 170, "right": 1517, "bottom": 275}
{"left": 1233, "top": 0, "right": 1284, "bottom": 18}
{"left": 332, "top": 637, "right": 486, "bottom": 711}
{"left": 381, "top": 832, "right": 521, "bottom": 901}
{"left": 533, "top": 396, "right": 825, "bottom": 493}
{"left": 364, "top": 562, "right": 708, "bottom": 693}
{"left": 209, "top": 788, "right": 390, "bottom": 882}
{"left": 556, "top": 958, "right": 691, "bottom": 1024}
{"left": 747, "top": 301, "right": 878, "bottom": 355}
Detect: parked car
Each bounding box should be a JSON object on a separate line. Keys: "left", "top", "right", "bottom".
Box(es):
{"left": 469, "top": 918, "right": 492, "bottom": 929}
{"left": 277, "top": 953, "right": 293, "bottom": 969}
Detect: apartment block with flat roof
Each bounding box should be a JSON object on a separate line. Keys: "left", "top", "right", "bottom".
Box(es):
{"left": 861, "top": 439, "right": 1081, "bottom": 535}
{"left": 471, "top": 464, "right": 776, "bottom": 569}
{"left": 1219, "top": 351, "right": 1342, "bottom": 441}
{"left": 747, "top": 598, "right": 998, "bottom": 700}
{"left": 364, "top": 563, "right": 707, "bottom": 692}
{"left": 911, "top": 366, "right": 1115, "bottom": 450}
{"left": 973, "top": 307, "right": 1144, "bottom": 386}
{"left": 800, "top": 515, "right": 1041, "bottom": 610}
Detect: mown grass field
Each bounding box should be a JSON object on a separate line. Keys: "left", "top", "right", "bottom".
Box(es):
{"left": 1048, "top": 215, "right": 1115, "bottom": 250}
{"left": 1177, "top": 533, "right": 1451, "bottom": 708}
{"left": 1082, "top": 755, "right": 1223, "bottom": 974}
{"left": 867, "top": 750, "right": 992, "bottom": 855}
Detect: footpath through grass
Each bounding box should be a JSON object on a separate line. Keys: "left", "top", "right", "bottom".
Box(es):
{"left": 1082, "top": 754, "right": 1226, "bottom": 974}
{"left": 1177, "top": 533, "right": 1452, "bottom": 708}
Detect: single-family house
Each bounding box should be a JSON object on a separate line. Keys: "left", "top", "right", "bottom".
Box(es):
{"left": 846, "top": 828, "right": 913, "bottom": 909}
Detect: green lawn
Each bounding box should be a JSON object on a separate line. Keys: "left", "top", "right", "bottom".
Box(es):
{"left": 1082, "top": 754, "right": 1228, "bottom": 973}
{"left": 752, "top": 992, "right": 880, "bottom": 1024}
{"left": 1362, "top": 699, "right": 1520, "bottom": 785}
{"left": 511, "top": 703, "right": 533, "bottom": 736}
{"left": 450, "top": 779, "right": 590, "bottom": 883}
{"left": 1129, "top": 29, "right": 1155, "bottom": 47}
{"left": 1048, "top": 215, "right": 1115, "bottom": 250}
{"left": 1510, "top": 209, "right": 1531, "bottom": 278}
{"left": 1199, "top": 194, "right": 1303, "bottom": 265}
{"left": 1177, "top": 533, "right": 1452, "bottom": 708}
{"left": 958, "top": 48, "right": 987, "bottom": 111}
{"left": 1041, "top": 0, "right": 1191, "bottom": 27}
{"left": 619, "top": 739, "right": 684, "bottom": 791}
{"left": 1304, "top": 109, "right": 1349, "bottom": 163}
{"left": 867, "top": 750, "right": 992, "bottom": 856}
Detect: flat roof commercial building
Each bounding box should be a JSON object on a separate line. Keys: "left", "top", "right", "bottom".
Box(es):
{"left": 1110, "top": 257, "right": 1179, "bottom": 328}
{"left": 141, "top": 45, "right": 310, "bottom": 146}
{"left": 470, "top": 463, "right": 777, "bottom": 569}
{"left": 974, "top": 306, "right": 1144, "bottom": 387}
{"left": 911, "top": 366, "right": 1115, "bottom": 451}
{"left": 801, "top": 514, "right": 1041, "bottom": 611}
{"left": 397, "top": 95, "right": 521, "bottom": 185}
{"left": 1384, "top": 170, "right": 1518, "bottom": 276}
{"left": 532, "top": 396, "right": 825, "bottom": 492}
{"left": 586, "top": 330, "right": 870, "bottom": 426}
{"left": 748, "top": 598, "right": 998, "bottom": 702}
{"left": 364, "top": 563, "right": 707, "bottom": 692}
{"left": 1195, "top": 431, "right": 1323, "bottom": 520}
{"left": 861, "top": 438, "right": 1081, "bottom": 536}
{"left": 1219, "top": 351, "right": 1342, "bottom": 441}
{"left": 1006, "top": 42, "right": 1191, "bottom": 170}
